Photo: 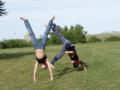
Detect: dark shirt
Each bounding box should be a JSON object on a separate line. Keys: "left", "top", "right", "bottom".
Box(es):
{"left": 36, "top": 55, "right": 47, "bottom": 64}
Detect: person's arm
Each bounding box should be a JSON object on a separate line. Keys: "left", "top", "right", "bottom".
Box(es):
{"left": 46, "top": 60, "right": 54, "bottom": 81}
{"left": 33, "top": 61, "right": 38, "bottom": 82}
{"left": 64, "top": 51, "right": 74, "bottom": 54}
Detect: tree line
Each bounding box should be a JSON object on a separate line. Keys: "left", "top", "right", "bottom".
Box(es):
{"left": 1, "top": 24, "right": 120, "bottom": 49}
{"left": 47, "top": 24, "right": 87, "bottom": 45}
{"left": 0, "top": 24, "right": 87, "bottom": 49}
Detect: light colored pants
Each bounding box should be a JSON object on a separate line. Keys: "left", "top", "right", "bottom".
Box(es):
{"left": 23, "top": 20, "right": 53, "bottom": 49}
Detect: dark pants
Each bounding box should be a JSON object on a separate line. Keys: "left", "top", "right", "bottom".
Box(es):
{"left": 51, "top": 40, "right": 71, "bottom": 64}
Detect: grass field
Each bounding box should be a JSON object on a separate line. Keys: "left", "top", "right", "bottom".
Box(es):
{"left": 0, "top": 41, "right": 120, "bottom": 90}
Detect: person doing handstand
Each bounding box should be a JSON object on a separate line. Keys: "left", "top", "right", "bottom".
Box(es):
{"left": 20, "top": 16, "right": 55, "bottom": 82}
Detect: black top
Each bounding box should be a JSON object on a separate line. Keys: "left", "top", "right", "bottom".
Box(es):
{"left": 68, "top": 46, "right": 79, "bottom": 60}
{"left": 36, "top": 55, "right": 47, "bottom": 64}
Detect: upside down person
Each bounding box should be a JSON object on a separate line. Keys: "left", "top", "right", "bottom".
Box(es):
{"left": 51, "top": 23, "right": 87, "bottom": 71}
{"left": 20, "top": 16, "right": 55, "bottom": 82}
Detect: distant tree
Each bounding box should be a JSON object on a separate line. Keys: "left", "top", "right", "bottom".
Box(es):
{"left": 48, "top": 26, "right": 61, "bottom": 45}
{"left": 48, "top": 24, "right": 87, "bottom": 44}
{"left": 69, "top": 25, "right": 74, "bottom": 31}
{"left": 47, "top": 35, "right": 61, "bottom": 45}
{"left": 63, "top": 26, "right": 68, "bottom": 31}
{"left": 0, "top": 0, "right": 7, "bottom": 16}
{"left": 62, "top": 24, "right": 87, "bottom": 43}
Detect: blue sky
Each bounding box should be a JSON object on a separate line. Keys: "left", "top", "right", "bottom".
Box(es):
{"left": 0, "top": 0, "right": 120, "bottom": 40}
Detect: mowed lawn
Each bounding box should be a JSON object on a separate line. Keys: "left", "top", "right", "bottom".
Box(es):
{"left": 0, "top": 41, "right": 120, "bottom": 90}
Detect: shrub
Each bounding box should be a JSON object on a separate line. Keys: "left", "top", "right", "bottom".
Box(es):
{"left": 0, "top": 42, "right": 4, "bottom": 49}
{"left": 104, "top": 36, "right": 120, "bottom": 41}
{"left": 88, "top": 36, "right": 101, "bottom": 43}
{"left": 1, "top": 39, "right": 32, "bottom": 49}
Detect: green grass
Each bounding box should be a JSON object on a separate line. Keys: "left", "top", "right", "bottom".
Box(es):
{"left": 0, "top": 41, "right": 120, "bottom": 90}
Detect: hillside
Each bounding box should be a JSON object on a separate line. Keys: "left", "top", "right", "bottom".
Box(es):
{"left": 87, "top": 31, "right": 120, "bottom": 40}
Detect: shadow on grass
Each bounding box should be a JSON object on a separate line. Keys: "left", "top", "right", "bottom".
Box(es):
{"left": 54, "top": 67, "right": 75, "bottom": 80}
{"left": 0, "top": 52, "right": 34, "bottom": 60}
{"left": 54, "top": 65, "right": 89, "bottom": 80}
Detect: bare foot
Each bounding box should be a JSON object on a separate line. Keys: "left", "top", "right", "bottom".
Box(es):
{"left": 20, "top": 17, "right": 28, "bottom": 21}
{"left": 83, "top": 66, "right": 87, "bottom": 71}
{"left": 51, "top": 16, "right": 55, "bottom": 21}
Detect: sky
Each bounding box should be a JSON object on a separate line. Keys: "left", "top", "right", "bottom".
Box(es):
{"left": 0, "top": 0, "right": 120, "bottom": 40}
